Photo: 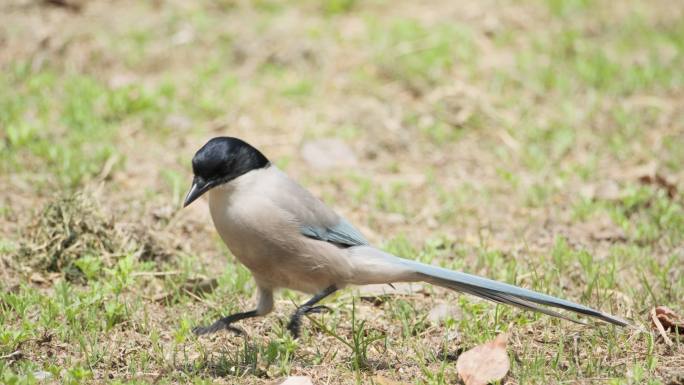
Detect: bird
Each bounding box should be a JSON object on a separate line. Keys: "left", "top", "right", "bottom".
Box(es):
{"left": 183, "top": 136, "right": 628, "bottom": 338}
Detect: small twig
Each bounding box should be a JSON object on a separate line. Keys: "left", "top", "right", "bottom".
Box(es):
{"left": 0, "top": 350, "right": 22, "bottom": 360}
{"left": 95, "top": 154, "right": 119, "bottom": 183}
{"left": 651, "top": 307, "right": 673, "bottom": 346}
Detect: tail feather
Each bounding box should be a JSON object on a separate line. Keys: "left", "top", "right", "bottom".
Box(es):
{"left": 355, "top": 247, "right": 629, "bottom": 326}
{"left": 436, "top": 279, "right": 586, "bottom": 324}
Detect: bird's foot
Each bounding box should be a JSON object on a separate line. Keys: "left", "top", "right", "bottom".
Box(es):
{"left": 193, "top": 310, "right": 258, "bottom": 337}
{"left": 286, "top": 316, "right": 303, "bottom": 339}
{"left": 286, "top": 305, "right": 333, "bottom": 339}
{"left": 192, "top": 318, "right": 246, "bottom": 336}
{"left": 304, "top": 305, "right": 332, "bottom": 314}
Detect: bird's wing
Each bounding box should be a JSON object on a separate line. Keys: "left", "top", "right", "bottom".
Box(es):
{"left": 266, "top": 167, "right": 369, "bottom": 248}
{"left": 301, "top": 217, "right": 369, "bottom": 247}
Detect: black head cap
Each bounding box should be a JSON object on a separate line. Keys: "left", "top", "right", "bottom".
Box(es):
{"left": 183, "top": 137, "right": 269, "bottom": 207}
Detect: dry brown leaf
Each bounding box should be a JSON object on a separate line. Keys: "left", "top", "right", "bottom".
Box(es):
{"left": 655, "top": 307, "right": 684, "bottom": 332}
{"left": 650, "top": 306, "right": 684, "bottom": 346}
{"left": 625, "top": 163, "right": 678, "bottom": 198}
{"left": 373, "top": 374, "right": 411, "bottom": 385}
{"left": 638, "top": 173, "right": 678, "bottom": 199}
{"left": 456, "top": 333, "right": 510, "bottom": 385}
{"left": 270, "top": 376, "right": 313, "bottom": 385}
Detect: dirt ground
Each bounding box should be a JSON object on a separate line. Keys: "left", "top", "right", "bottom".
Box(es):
{"left": 1, "top": 0, "right": 683, "bottom": 384}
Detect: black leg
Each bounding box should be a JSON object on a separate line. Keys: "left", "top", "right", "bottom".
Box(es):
{"left": 287, "top": 285, "right": 337, "bottom": 338}
{"left": 193, "top": 310, "right": 259, "bottom": 336}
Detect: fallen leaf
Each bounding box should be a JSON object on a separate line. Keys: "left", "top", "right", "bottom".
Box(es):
{"left": 638, "top": 173, "right": 677, "bottom": 199}
{"left": 428, "top": 303, "right": 462, "bottom": 324}
{"left": 270, "top": 376, "right": 313, "bottom": 385}
{"left": 373, "top": 374, "right": 411, "bottom": 385}
{"left": 301, "top": 138, "right": 358, "bottom": 170}
{"left": 650, "top": 306, "right": 684, "bottom": 346}
{"left": 655, "top": 307, "right": 684, "bottom": 332}
{"left": 456, "top": 333, "right": 510, "bottom": 385}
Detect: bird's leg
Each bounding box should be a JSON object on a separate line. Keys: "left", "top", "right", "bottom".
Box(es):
{"left": 193, "top": 287, "right": 274, "bottom": 336}
{"left": 193, "top": 310, "right": 259, "bottom": 336}
{"left": 287, "top": 285, "right": 337, "bottom": 338}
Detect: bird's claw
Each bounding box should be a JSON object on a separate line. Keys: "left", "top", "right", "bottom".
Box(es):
{"left": 286, "top": 304, "right": 333, "bottom": 338}
{"left": 286, "top": 317, "right": 303, "bottom": 339}
{"left": 193, "top": 321, "right": 246, "bottom": 337}
{"left": 303, "top": 305, "right": 332, "bottom": 314}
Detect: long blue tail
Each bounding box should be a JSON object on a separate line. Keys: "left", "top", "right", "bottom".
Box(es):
{"left": 388, "top": 252, "right": 628, "bottom": 326}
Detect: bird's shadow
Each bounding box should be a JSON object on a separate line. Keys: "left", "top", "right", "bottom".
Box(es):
{"left": 176, "top": 339, "right": 268, "bottom": 379}
{"left": 177, "top": 333, "right": 399, "bottom": 379}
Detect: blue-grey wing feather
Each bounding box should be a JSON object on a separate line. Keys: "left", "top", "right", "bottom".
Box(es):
{"left": 301, "top": 218, "right": 369, "bottom": 247}
{"left": 266, "top": 167, "right": 369, "bottom": 247}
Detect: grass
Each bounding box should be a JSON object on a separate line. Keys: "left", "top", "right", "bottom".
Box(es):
{"left": 1, "top": 0, "right": 683, "bottom": 383}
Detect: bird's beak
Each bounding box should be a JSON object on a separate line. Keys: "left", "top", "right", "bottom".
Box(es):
{"left": 183, "top": 176, "right": 212, "bottom": 207}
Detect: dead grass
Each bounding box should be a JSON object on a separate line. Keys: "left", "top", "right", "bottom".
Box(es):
{"left": 13, "top": 192, "right": 121, "bottom": 278}
{"left": 9, "top": 190, "right": 176, "bottom": 282}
